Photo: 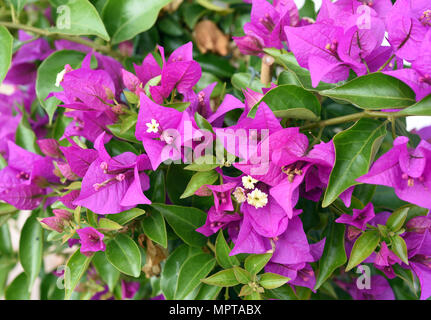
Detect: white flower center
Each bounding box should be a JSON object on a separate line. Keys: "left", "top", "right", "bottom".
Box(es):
{"left": 247, "top": 188, "right": 268, "bottom": 209}
{"left": 242, "top": 175, "right": 258, "bottom": 189}
{"left": 146, "top": 119, "right": 160, "bottom": 134}
{"left": 233, "top": 187, "right": 246, "bottom": 203}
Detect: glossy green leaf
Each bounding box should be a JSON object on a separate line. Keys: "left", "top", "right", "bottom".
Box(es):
{"left": 0, "top": 26, "right": 13, "bottom": 84}
{"left": 231, "top": 72, "right": 267, "bottom": 92}
{"left": 386, "top": 207, "right": 409, "bottom": 232}
{"left": 98, "top": 218, "right": 123, "bottom": 231}
{"left": 108, "top": 208, "right": 146, "bottom": 225}
{"left": 146, "top": 170, "right": 166, "bottom": 203}
{"left": 151, "top": 203, "right": 207, "bottom": 247}
{"left": 215, "top": 231, "right": 240, "bottom": 269}
{"left": 102, "top": 0, "right": 172, "bottom": 44}
{"left": 346, "top": 230, "right": 380, "bottom": 271}
{"left": 106, "top": 234, "right": 141, "bottom": 277}
{"left": 15, "top": 112, "right": 41, "bottom": 154}
{"left": 49, "top": 0, "right": 110, "bottom": 41}
{"left": 259, "top": 273, "right": 290, "bottom": 290}
{"left": 396, "top": 94, "right": 431, "bottom": 116}
{"left": 195, "top": 112, "right": 215, "bottom": 133}
{"left": 5, "top": 273, "right": 30, "bottom": 300}
{"left": 180, "top": 170, "right": 219, "bottom": 199}
{"left": 323, "top": 118, "right": 387, "bottom": 207}
{"left": 6, "top": 0, "right": 28, "bottom": 14}
{"left": 248, "top": 84, "right": 321, "bottom": 120}
{"left": 141, "top": 209, "right": 167, "bottom": 248}
{"left": 0, "top": 224, "right": 12, "bottom": 256}
{"left": 161, "top": 245, "right": 200, "bottom": 300}
{"left": 244, "top": 253, "right": 272, "bottom": 275}
{"left": 201, "top": 269, "right": 239, "bottom": 287}
{"left": 265, "top": 49, "right": 335, "bottom": 91}
{"left": 36, "top": 50, "right": 86, "bottom": 123}
{"left": 175, "top": 253, "right": 216, "bottom": 299}
{"left": 391, "top": 235, "right": 409, "bottom": 265}
{"left": 314, "top": 222, "right": 347, "bottom": 290}
{"left": 184, "top": 155, "right": 220, "bottom": 172}
{"left": 233, "top": 267, "right": 252, "bottom": 284}
{"left": 263, "top": 284, "right": 298, "bottom": 300}
{"left": 92, "top": 251, "right": 120, "bottom": 292}
{"left": 0, "top": 203, "right": 18, "bottom": 216}
{"left": 319, "top": 73, "right": 416, "bottom": 110}
{"left": 195, "top": 283, "right": 222, "bottom": 300}
{"left": 64, "top": 248, "right": 93, "bottom": 300}
{"left": 19, "top": 214, "right": 43, "bottom": 289}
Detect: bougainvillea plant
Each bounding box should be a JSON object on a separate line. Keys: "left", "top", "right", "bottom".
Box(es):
{"left": 1, "top": 0, "right": 431, "bottom": 301}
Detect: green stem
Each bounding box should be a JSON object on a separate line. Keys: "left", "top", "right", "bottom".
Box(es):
{"left": 300, "top": 110, "right": 398, "bottom": 131}
{"left": 377, "top": 54, "right": 396, "bottom": 72}
{"left": 0, "top": 21, "right": 123, "bottom": 59}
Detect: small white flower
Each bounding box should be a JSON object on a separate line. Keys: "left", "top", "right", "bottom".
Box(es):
{"left": 55, "top": 68, "right": 67, "bottom": 87}
{"left": 146, "top": 119, "right": 160, "bottom": 133}
{"left": 247, "top": 188, "right": 268, "bottom": 209}
{"left": 242, "top": 175, "right": 258, "bottom": 189}
{"left": 233, "top": 187, "right": 246, "bottom": 203}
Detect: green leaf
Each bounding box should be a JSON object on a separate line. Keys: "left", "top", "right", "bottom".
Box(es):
{"left": 248, "top": 84, "right": 321, "bottom": 120}
{"left": 98, "top": 218, "right": 123, "bottom": 231}
{"left": 233, "top": 267, "right": 252, "bottom": 284}
{"left": 196, "top": 0, "right": 233, "bottom": 13}
{"left": 161, "top": 245, "right": 199, "bottom": 300}
{"left": 180, "top": 170, "right": 219, "bottom": 199}
{"left": 346, "top": 230, "right": 380, "bottom": 271}
{"left": 108, "top": 208, "right": 146, "bottom": 225}
{"left": 391, "top": 235, "right": 409, "bottom": 265}
{"left": 319, "top": 73, "right": 416, "bottom": 110}
{"left": 201, "top": 269, "right": 239, "bottom": 287}
{"left": 0, "top": 258, "right": 15, "bottom": 298}
{"left": 36, "top": 50, "right": 86, "bottom": 123}
{"left": 49, "top": 0, "right": 110, "bottom": 41}
{"left": 5, "top": 273, "right": 30, "bottom": 300}
{"left": 322, "top": 118, "right": 387, "bottom": 207}
{"left": 106, "top": 234, "right": 141, "bottom": 277}
{"left": 215, "top": 231, "right": 240, "bottom": 269}
{"left": 141, "top": 209, "right": 167, "bottom": 248}
{"left": 92, "top": 251, "right": 120, "bottom": 292}
{"left": 15, "top": 112, "right": 41, "bottom": 154}
{"left": 146, "top": 170, "right": 166, "bottom": 203}
{"left": 6, "top": 0, "right": 28, "bottom": 15}
{"left": 175, "top": 253, "right": 216, "bottom": 299}
{"left": 0, "top": 203, "right": 18, "bottom": 216}
{"left": 0, "top": 26, "right": 13, "bottom": 84}
{"left": 151, "top": 203, "right": 207, "bottom": 247}
{"left": 64, "top": 248, "right": 93, "bottom": 300}
{"left": 0, "top": 224, "right": 12, "bottom": 256}
{"left": 314, "top": 222, "right": 347, "bottom": 290}
{"left": 102, "top": 0, "right": 172, "bottom": 44}
{"left": 19, "top": 214, "right": 43, "bottom": 289}
{"left": 182, "top": 3, "right": 208, "bottom": 29}
{"left": 386, "top": 207, "right": 409, "bottom": 232}
{"left": 195, "top": 283, "right": 222, "bottom": 300}
{"left": 395, "top": 93, "right": 431, "bottom": 116}
{"left": 231, "top": 73, "right": 267, "bottom": 92}
{"left": 107, "top": 124, "right": 140, "bottom": 144}
{"left": 184, "top": 155, "right": 220, "bottom": 172}
{"left": 263, "top": 284, "right": 298, "bottom": 300}
{"left": 259, "top": 273, "right": 290, "bottom": 290}
{"left": 244, "top": 253, "right": 272, "bottom": 275}
{"left": 265, "top": 49, "right": 335, "bottom": 91}
{"left": 195, "top": 112, "right": 215, "bottom": 133}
